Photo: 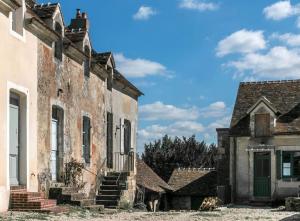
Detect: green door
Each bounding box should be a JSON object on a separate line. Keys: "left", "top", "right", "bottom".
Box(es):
{"left": 254, "top": 152, "right": 271, "bottom": 197}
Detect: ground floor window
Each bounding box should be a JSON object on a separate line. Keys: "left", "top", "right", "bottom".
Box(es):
{"left": 281, "top": 151, "right": 300, "bottom": 179}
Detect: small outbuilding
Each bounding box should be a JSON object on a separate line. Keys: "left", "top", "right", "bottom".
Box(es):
{"left": 167, "top": 168, "right": 217, "bottom": 210}
{"left": 136, "top": 158, "right": 173, "bottom": 211}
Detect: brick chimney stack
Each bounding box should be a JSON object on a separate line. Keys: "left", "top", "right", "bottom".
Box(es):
{"left": 69, "top": 9, "right": 90, "bottom": 31}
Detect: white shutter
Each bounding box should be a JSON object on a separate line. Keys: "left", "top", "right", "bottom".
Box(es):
{"left": 120, "top": 118, "right": 124, "bottom": 154}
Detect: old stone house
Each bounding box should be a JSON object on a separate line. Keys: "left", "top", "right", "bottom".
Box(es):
{"left": 0, "top": 0, "right": 142, "bottom": 212}
{"left": 217, "top": 80, "right": 300, "bottom": 204}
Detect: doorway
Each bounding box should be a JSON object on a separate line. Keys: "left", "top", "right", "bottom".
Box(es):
{"left": 254, "top": 152, "right": 271, "bottom": 197}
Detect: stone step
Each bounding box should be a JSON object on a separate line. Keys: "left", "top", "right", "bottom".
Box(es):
{"left": 96, "top": 199, "right": 119, "bottom": 207}
{"left": 103, "top": 176, "right": 119, "bottom": 181}
{"left": 10, "top": 206, "right": 68, "bottom": 214}
{"left": 102, "top": 180, "right": 118, "bottom": 185}
{"left": 100, "top": 185, "right": 119, "bottom": 191}
{"left": 96, "top": 195, "right": 120, "bottom": 201}
{"left": 98, "top": 190, "right": 121, "bottom": 196}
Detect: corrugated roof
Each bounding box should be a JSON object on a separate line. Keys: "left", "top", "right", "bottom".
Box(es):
{"left": 136, "top": 159, "right": 173, "bottom": 193}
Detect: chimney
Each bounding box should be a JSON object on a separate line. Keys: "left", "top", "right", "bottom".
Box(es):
{"left": 69, "top": 9, "right": 90, "bottom": 31}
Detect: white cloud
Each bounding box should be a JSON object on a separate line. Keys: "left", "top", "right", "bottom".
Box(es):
{"left": 271, "top": 33, "right": 300, "bottom": 46}
{"left": 263, "top": 1, "right": 300, "bottom": 21}
{"left": 199, "top": 101, "right": 228, "bottom": 118}
{"left": 133, "top": 6, "right": 156, "bottom": 20}
{"left": 208, "top": 115, "right": 231, "bottom": 130}
{"left": 216, "top": 29, "right": 266, "bottom": 57}
{"left": 138, "top": 121, "right": 205, "bottom": 146}
{"left": 227, "top": 46, "right": 300, "bottom": 79}
{"left": 179, "top": 0, "right": 219, "bottom": 11}
{"left": 114, "top": 53, "right": 169, "bottom": 78}
{"left": 139, "top": 101, "right": 199, "bottom": 121}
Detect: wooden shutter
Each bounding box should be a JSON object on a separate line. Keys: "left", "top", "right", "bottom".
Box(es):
{"left": 276, "top": 150, "right": 282, "bottom": 179}
{"left": 83, "top": 116, "right": 91, "bottom": 163}
{"left": 106, "top": 112, "right": 113, "bottom": 168}
{"left": 124, "top": 120, "right": 131, "bottom": 154}
{"left": 255, "top": 114, "right": 270, "bottom": 137}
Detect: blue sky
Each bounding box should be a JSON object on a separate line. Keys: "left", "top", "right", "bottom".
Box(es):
{"left": 41, "top": 0, "right": 300, "bottom": 153}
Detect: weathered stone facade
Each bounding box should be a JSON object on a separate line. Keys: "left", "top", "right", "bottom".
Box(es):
{"left": 0, "top": 0, "right": 142, "bottom": 212}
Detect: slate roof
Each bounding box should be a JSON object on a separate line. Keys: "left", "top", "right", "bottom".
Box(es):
{"left": 136, "top": 159, "right": 173, "bottom": 193}
{"left": 114, "top": 69, "right": 144, "bottom": 96}
{"left": 168, "top": 168, "right": 217, "bottom": 196}
{"left": 231, "top": 80, "right": 300, "bottom": 136}
{"left": 32, "top": 3, "right": 58, "bottom": 19}
{"left": 65, "top": 29, "right": 86, "bottom": 43}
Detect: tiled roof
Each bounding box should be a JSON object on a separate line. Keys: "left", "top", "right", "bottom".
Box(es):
{"left": 93, "top": 52, "right": 112, "bottom": 65}
{"left": 32, "top": 3, "right": 58, "bottom": 19}
{"left": 168, "top": 168, "right": 217, "bottom": 196}
{"left": 231, "top": 80, "right": 300, "bottom": 136}
{"left": 136, "top": 159, "right": 173, "bottom": 193}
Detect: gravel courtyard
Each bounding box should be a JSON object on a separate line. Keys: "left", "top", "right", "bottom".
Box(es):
{"left": 0, "top": 206, "right": 299, "bottom": 221}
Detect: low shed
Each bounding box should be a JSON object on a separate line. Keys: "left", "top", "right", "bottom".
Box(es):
{"left": 136, "top": 159, "right": 173, "bottom": 211}
{"left": 168, "top": 168, "right": 217, "bottom": 210}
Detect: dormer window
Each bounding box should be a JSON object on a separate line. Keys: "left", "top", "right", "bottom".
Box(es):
{"left": 255, "top": 113, "right": 270, "bottom": 137}
{"left": 54, "top": 22, "right": 63, "bottom": 61}
{"left": 84, "top": 45, "right": 90, "bottom": 78}
{"left": 12, "top": 0, "right": 24, "bottom": 36}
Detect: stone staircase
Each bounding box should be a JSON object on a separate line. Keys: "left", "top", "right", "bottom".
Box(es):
{"left": 10, "top": 186, "right": 62, "bottom": 213}
{"left": 96, "top": 172, "right": 128, "bottom": 209}
{"left": 49, "top": 183, "right": 103, "bottom": 210}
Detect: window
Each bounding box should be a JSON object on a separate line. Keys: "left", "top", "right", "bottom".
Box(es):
{"left": 107, "top": 68, "right": 113, "bottom": 91}
{"left": 282, "top": 151, "right": 300, "bottom": 179}
{"left": 54, "top": 22, "right": 63, "bottom": 61}
{"left": 84, "top": 45, "right": 90, "bottom": 78}
{"left": 123, "top": 119, "right": 131, "bottom": 154}
{"left": 12, "top": 0, "right": 24, "bottom": 36}
{"left": 255, "top": 113, "right": 270, "bottom": 137}
{"left": 82, "top": 116, "right": 91, "bottom": 164}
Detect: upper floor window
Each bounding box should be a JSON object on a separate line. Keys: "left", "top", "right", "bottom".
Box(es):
{"left": 107, "top": 67, "right": 113, "bottom": 91}
{"left": 255, "top": 113, "right": 270, "bottom": 137}
{"left": 84, "top": 45, "right": 90, "bottom": 78}
{"left": 12, "top": 0, "right": 24, "bottom": 36}
{"left": 54, "top": 22, "right": 63, "bottom": 61}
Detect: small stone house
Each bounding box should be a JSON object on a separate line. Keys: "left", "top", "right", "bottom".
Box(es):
{"left": 167, "top": 168, "right": 217, "bottom": 210}
{"left": 0, "top": 0, "right": 142, "bottom": 212}
{"left": 217, "top": 80, "right": 300, "bottom": 203}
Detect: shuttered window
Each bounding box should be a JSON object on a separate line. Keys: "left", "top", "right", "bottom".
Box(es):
{"left": 84, "top": 46, "right": 90, "bottom": 78}
{"left": 276, "top": 150, "right": 282, "bottom": 180}
{"left": 124, "top": 119, "right": 131, "bottom": 154}
{"left": 255, "top": 114, "right": 270, "bottom": 137}
{"left": 82, "top": 116, "right": 91, "bottom": 164}
{"left": 54, "top": 22, "right": 63, "bottom": 61}
{"left": 106, "top": 112, "right": 113, "bottom": 168}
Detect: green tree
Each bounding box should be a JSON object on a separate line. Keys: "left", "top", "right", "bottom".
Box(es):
{"left": 141, "top": 135, "right": 217, "bottom": 182}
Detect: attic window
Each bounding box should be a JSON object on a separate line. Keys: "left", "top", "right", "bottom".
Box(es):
{"left": 255, "top": 113, "right": 270, "bottom": 137}
{"left": 12, "top": 0, "right": 24, "bottom": 36}
{"left": 54, "top": 22, "right": 63, "bottom": 61}
{"left": 84, "top": 45, "right": 90, "bottom": 78}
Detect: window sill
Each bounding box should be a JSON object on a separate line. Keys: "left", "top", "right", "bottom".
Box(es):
{"left": 282, "top": 177, "right": 300, "bottom": 182}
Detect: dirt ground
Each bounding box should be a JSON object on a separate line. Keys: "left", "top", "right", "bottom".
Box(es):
{"left": 0, "top": 206, "right": 299, "bottom": 221}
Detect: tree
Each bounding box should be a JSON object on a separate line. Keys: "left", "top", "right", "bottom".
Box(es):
{"left": 141, "top": 135, "right": 217, "bottom": 182}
